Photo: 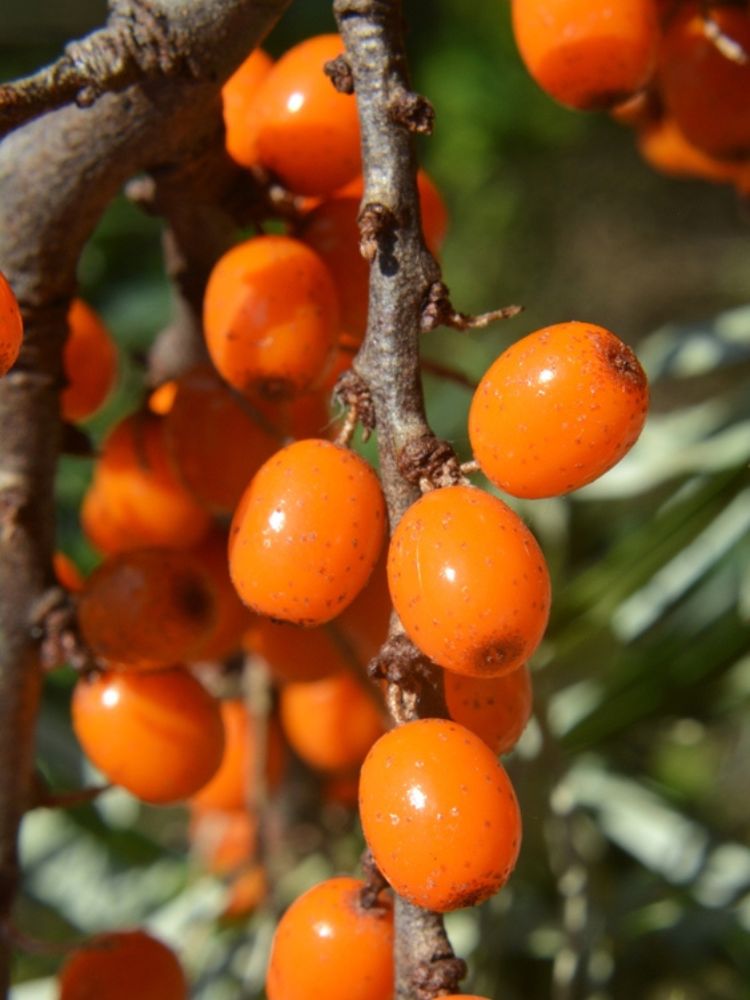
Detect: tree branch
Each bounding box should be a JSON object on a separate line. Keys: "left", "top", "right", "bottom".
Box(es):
{"left": 334, "top": 1, "right": 463, "bottom": 996}
{"left": 0, "top": 1, "right": 290, "bottom": 992}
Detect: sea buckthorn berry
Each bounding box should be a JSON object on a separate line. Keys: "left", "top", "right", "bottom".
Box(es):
{"left": 637, "top": 116, "right": 744, "bottom": 184}
{"left": 444, "top": 664, "right": 533, "bottom": 755}
{"left": 78, "top": 548, "right": 216, "bottom": 670}
{"left": 250, "top": 34, "right": 361, "bottom": 196}
{"left": 72, "top": 668, "right": 224, "bottom": 804}
{"left": 511, "top": 0, "right": 660, "bottom": 111}
{"left": 204, "top": 235, "right": 339, "bottom": 398}
{"left": 659, "top": 4, "right": 750, "bottom": 159}
{"left": 248, "top": 619, "right": 351, "bottom": 683}
{"left": 266, "top": 876, "right": 393, "bottom": 1000}
{"left": 82, "top": 411, "right": 211, "bottom": 554}
{"left": 280, "top": 672, "right": 385, "bottom": 773}
{"left": 334, "top": 552, "right": 391, "bottom": 666}
{"left": 0, "top": 271, "right": 23, "bottom": 376}
{"left": 189, "top": 806, "right": 258, "bottom": 875}
{"left": 191, "top": 699, "right": 284, "bottom": 811}
{"left": 222, "top": 48, "right": 273, "bottom": 168}
{"left": 469, "top": 321, "right": 649, "bottom": 498}
{"left": 230, "top": 439, "right": 387, "bottom": 625}
{"left": 58, "top": 929, "right": 187, "bottom": 1000}
{"left": 163, "top": 366, "right": 277, "bottom": 515}
{"left": 187, "top": 529, "right": 255, "bottom": 662}
{"left": 222, "top": 864, "right": 267, "bottom": 920}
{"left": 300, "top": 170, "right": 448, "bottom": 341}
{"left": 359, "top": 719, "right": 522, "bottom": 912}
{"left": 62, "top": 299, "right": 117, "bottom": 422}
{"left": 53, "top": 551, "right": 85, "bottom": 592}
{"left": 388, "top": 485, "right": 550, "bottom": 677}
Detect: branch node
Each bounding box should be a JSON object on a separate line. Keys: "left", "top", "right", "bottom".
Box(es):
{"left": 388, "top": 88, "right": 435, "bottom": 135}
{"left": 396, "top": 434, "right": 462, "bottom": 490}
{"left": 324, "top": 55, "right": 355, "bottom": 94}
{"left": 28, "top": 587, "right": 95, "bottom": 673}
{"left": 358, "top": 202, "right": 398, "bottom": 262}
{"left": 413, "top": 955, "right": 467, "bottom": 999}
{"left": 421, "top": 281, "right": 523, "bottom": 333}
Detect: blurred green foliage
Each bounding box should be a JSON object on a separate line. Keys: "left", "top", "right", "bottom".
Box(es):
{"left": 2, "top": 1, "right": 749, "bottom": 998}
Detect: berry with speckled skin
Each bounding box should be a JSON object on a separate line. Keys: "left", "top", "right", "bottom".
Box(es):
{"left": 359, "top": 718, "right": 522, "bottom": 912}
{"left": 203, "top": 235, "right": 339, "bottom": 399}
{"left": 58, "top": 930, "right": 187, "bottom": 1000}
{"left": 72, "top": 668, "right": 224, "bottom": 804}
{"left": 230, "top": 439, "right": 387, "bottom": 625}
{"left": 250, "top": 35, "right": 361, "bottom": 196}
{"left": 388, "top": 484, "right": 550, "bottom": 677}
{"left": 445, "top": 663, "right": 533, "bottom": 755}
{"left": 469, "top": 321, "right": 648, "bottom": 498}
{"left": 266, "top": 876, "right": 393, "bottom": 1000}
{"left": 0, "top": 272, "right": 23, "bottom": 376}
{"left": 222, "top": 48, "right": 273, "bottom": 168}
{"left": 511, "top": 0, "right": 660, "bottom": 111}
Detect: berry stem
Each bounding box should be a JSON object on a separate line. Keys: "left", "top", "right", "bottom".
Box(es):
{"left": 335, "top": 1, "right": 463, "bottom": 995}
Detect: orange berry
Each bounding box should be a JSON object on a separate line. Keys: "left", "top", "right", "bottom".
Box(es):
{"left": 659, "top": 4, "right": 750, "bottom": 159}
{"left": 163, "top": 366, "right": 277, "bottom": 515}
{"left": 189, "top": 806, "right": 258, "bottom": 874}
{"left": 62, "top": 299, "right": 117, "bottom": 422}
{"left": 469, "top": 321, "right": 649, "bottom": 498}
{"left": 249, "top": 618, "right": 351, "bottom": 683}
{"left": 204, "top": 235, "right": 339, "bottom": 398}
{"left": 388, "top": 485, "right": 550, "bottom": 678}
{"left": 280, "top": 672, "right": 385, "bottom": 773}
{"left": 266, "top": 877, "right": 393, "bottom": 1000}
{"left": 222, "top": 865, "right": 267, "bottom": 920}
{"left": 230, "top": 439, "right": 387, "bottom": 625}
{"left": 511, "top": 0, "right": 660, "bottom": 110}
{"left": 637, "top": 115, "right": 744, "bottom": 183}
{"left": 191, "top": 699, "right": 284, "bottom": 811}
{"left": 251, "top": 35, "right": 361, "bottom": 196}
{"left": 72, "top": 668, "right": 224, "bottom": 804}
{"left": 58, "top": 929, "right": 187, "bottom": 1000}
{"left": 222, "top": 48, "right": 274, "bottom": 168}
{"left": 82, "top": 412, "right": 211, "bottom": 554}
{"left": 78, "top": 548, "right": 216, "bottom": 670}
{"left": 334, "top": 552, "right": 392, "bottom": 666}
{"left": 444, "top": 664, "right": 533, "bottom": 755}
{"left": 359, "top": 719, "right": 522, "bottom": 911}
{"left": 187, "top": 529, "right": 255, "bottom": 662}
{"left": 0, "top": 271, "right": 23, "bottom": 376}
{"left": 300, "top": 170, "right": 447, "bottom": 341}
{"left": 148, "top": 379, "right": 178, "bottom": 415}
{"left": 53, "top": 551, "right": 85, "bottom": 592}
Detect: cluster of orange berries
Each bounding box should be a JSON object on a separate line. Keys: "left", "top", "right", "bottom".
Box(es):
{"left": 1, "top": 28, "right": 652, "bottom": 1000}
{"left": 512, "top": 0, "right": 750, "bottom": 194}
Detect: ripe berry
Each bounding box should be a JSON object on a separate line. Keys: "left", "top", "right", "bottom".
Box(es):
{"left": 191, "top": 699, "right": 284, "bottom": 811}
{"left": 81, "top": 411, "right": 211, "bottom": 554}
{"left": 62, "top": 299, "right": 117, "bottom": 422}
{"left": 0, "top": 271, "right": 23, "bottom": 377}
{"left": 230, "top": 439, "right": 387, "bottom": 625}
{"left": 163, "top": 365, "right": 277, "bottom": 515}
{"left": 53, "top": 551, "right": 85, "bottom": 592}
{"left": 78, "top": 548, "right": 216, "bottom": 670}
{"left": 189, "top": 806, "right": 258, "bottom": 875}
{"left": 266, "top": 876, "right": 393, "bottom": 1000}
{"left": 445, "top": 664, "right": 533, "bottom": 755}
{"left": 280, "top": 672, "right": 385, "bottom": 773}
{"left": 250, "top": 34, "right": 361, "bottom": 196}
{"left": 222, "top": 48, "right": 274, "bottom": 168}
{"left": 469, "top": 321, "right": 649, "bottom": 498}
{"left": 58, "top": 929, "right": 187, "bottom": 1000}
{"left": 359, "top": 719, "right": 522, "bottom": 912}
{"left": 203, "top": 235, "right": 339, "bottom": 398}
{"left": 659, "top": 4, "right": 750, "bottom": 159}
{"left": 511, "top": 0, "right": 660, "bottom": 110}
{"left": 249, "top": 618, "right": 352, "bottom": 683}
{"left": 72, "top": 668, "right": 224, "bottom": 804}
{"left": 187, "top": 529, "right": 254, "bottom": 662}
{"left": 637, "top": 116, "right": 744, "bottom": 184}
{"left": 388, "top": 485, "right": 550, "bottom": 677}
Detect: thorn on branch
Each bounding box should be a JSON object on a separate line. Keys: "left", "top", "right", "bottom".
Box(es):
{"left": 333, "top": 369, "right": 376, "bottom": 441}
{"left": 421, "top": 281, "right": 523, "bottom": 334}
{"left": 358, "top": 203, "right": 398, "bottom": 263}
{"left": 324, "top": 55, "right": 355, "bottom": 94}
{"left": 388, "top": 88, "right": 435, "bottom": 135}
{"left": 396, "top": 434, "right": 463, "bottom": 491}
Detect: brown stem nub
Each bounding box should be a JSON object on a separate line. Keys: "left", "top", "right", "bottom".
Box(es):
{"left": 421, "top": 280, "right": 523, "bottom": 333}
{"left": 324, "top": 55, "right": 355, "bottom": 94}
